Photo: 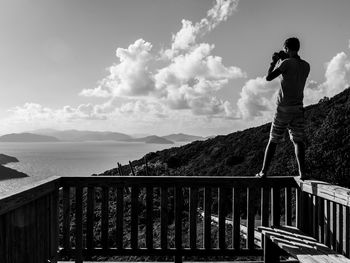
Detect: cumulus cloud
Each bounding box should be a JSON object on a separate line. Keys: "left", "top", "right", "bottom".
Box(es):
{"left": 81, "top": 0, "right": 244, "bottom": 119}
{"left": 81, "top": 39, "right": 155, "bottom": 98}
{"left": 10, "top": 102, "right": 107, "bottom": 123}
{"left": 304, "top": 52, "right": 350, "bottom": 105}
{"left": 167, "top": 0, "right": 238, "bottom": 57}
{"left": 237, "top": 77, "right": 279, "bottom": 119}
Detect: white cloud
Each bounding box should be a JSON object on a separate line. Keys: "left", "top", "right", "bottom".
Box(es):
{"left": 81, "top": 0, "right": 244, "bottom": 120}
{"left": 81, "top": 39, "right": 155, "bottom": 98}
{"left": 304, "top": 52, "right": 350, "bottom": 105}
{"left": 166, "top": 0, "right": 238, "bottom": 57}
{"left": 9, "top": 102, "right": 107, "bottom": 123}
{"left": 156, "top": 43, "right": 245, "bottom": 116}
{"left": 237, "top": 77, "right": 279, "bottom": 119}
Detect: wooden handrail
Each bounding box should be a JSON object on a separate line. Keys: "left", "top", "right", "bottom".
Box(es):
{"left": 0, "top": 175, "right": 61, "bottom": 215}
{"left": 2, "top": 174, "right": 350, "bottom": 262}
{"left": 0, "top": 176, "right": 61, "bottom": 263}
{"left": 295, "top": 177, "right": 350, "bottom": 257}
{"left": 295, "top": 177, "right": 350, "bottom": 207}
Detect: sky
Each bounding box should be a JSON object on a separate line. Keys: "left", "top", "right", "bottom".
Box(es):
{"left": 1, "top": 0, "right": 350, "bottom": 136}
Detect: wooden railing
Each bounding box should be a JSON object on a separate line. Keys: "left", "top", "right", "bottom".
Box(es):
{"left": 295, "top": 179, "right": 350, "bottom": 257}
{"left": 58, "top": 176, "right": 297, "bottom": 262}
{"left": 1, "top": 175, "right": 350, "bottom": 262}
{"left": 0, "top": 176, "right": 61, "bottom": 263}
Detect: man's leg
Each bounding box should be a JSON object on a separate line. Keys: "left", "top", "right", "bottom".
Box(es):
{"left": 259, "top": 139, "right": 277, "bottom": 176}
{"left": 293, "top": 141, "right": 305, "bottom": 178}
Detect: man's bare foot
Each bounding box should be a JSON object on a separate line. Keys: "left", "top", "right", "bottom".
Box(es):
{"left": 255, "top": 171, "right": 266, "bottom": 178}
{"left": 296, "top": 175, "right": 308, "bottom": 181}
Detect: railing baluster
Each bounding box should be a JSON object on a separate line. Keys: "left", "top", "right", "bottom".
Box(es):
{"left": 131, "top": 185, "right": 139, "bottom": 249}
{"left": 189, "top": 187, "right": 198, "bottom": 249}
{"left": 325, "top": 200, "right": 331, "bottom": 247}
{"left": 146, "top": 186, "right": 153, "bottom": 249}
{"left": 160, "top": 186, "right": 168, "bottom": 249}
{"left": 86, "top": 186, "right": 94, "bottom": 252}
{"left": 204, "top": 186, "right": 211, "bottom": 249}
{"left": 345, "top": 206, "right": 350, "bottom": 257}
{"left": 63, "top": 186, "right": 71, "bottom": 250}
{"left": 317, "top": 196, "right": 324, "bottom": 243}
{"left": 233, "top": 187, "right": 241, "bottom": 250}
{"left": 247, "top": 187, "right": 255, "bottom": 249}
{"left": 261, "top": 187, "right": 269, "bottom": 227}
{"left": 296, "top": 188, "right": 301, "bottom": 229}
{"left": 285, "top": 187, "right": 292, "bottom": 226}
{"left": 116, "top": 186, "right": 123, "bottom": 249}
{"left": 271, "top": 187, "right": 280, "bottom": 227}
{"left": 218, "top": 187, "right": 226, "bottom": 249}
{"left": 75, "top": 186, "right": 83, "bottom": 263}
{"left": 312, "top": 195, "right": 318, "bottom": 238}
{"left": 307, "top": 194, "right": 313, "bottom": 235}
{"left": 330, "top": 201, "right": 336, "bottom": 250}
{"left": 49, "top": 189, "right": 59, "bottom": 259}
{"left": 336, "top": 203, "right": 343, "bottom": 253}
{"left": 175, "top": 186, "right": 182, "bottom": 250}
{"left": 101, "top": 186, "right": 109, "bottom": 250}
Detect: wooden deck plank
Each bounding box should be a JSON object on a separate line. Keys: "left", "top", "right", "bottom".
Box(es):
{"left": 260, "top": 225, "right": 350, "bottom": 263}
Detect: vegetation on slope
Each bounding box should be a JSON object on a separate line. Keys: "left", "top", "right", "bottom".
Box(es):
{"left": 103, "top": 87, "right": 350, "bottom": 188}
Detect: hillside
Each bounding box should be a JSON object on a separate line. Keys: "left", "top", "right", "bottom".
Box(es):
{"left": 0, "top": 133, "right": 59, "bottom": 142}
{"left": 130, "top": 135, "right": 174, "bottom": 144}
{"left": 102, "top": 87, "right": 350, "bottom": 188}
{"left": 162, "top": 133, "right": 204, "bottom": 142}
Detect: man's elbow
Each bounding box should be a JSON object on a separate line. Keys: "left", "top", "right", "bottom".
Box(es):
{"left": 266, "top": 75, "right": 272, "bottom": 81}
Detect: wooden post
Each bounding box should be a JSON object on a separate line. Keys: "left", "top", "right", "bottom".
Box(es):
{"left": 101, "top": 186, "right": 109, "bottom": 249}
{"left": 204, "top": 187, "right": 211, "bottom": 249}
{"left": 131, "top": 186, "right": 139, "bottom": 249}
{"left": 86, "top": 186, "right": 95, "bottom": 253}
{"left": 218, "top": 187, "right": 226, "bottom": 249}
{"left": 144, "top": 157, "right": 149, "bottom": 176}
{"left": 263, "top": 234, "right": 279, "bottom": 263}
{"left": 146, "top": 186, "right": 153, "bottom": 249}
{"left": 261, "top": 187, "right": 269, "bottom": 227}
{"left": 160, "top": 187, "right": 168, "bottom": 249}
{"left": 247, "top": 187, "right": 255, "bottom": 249}
{"left": 116, "top": 186, "right": 124, "bottom": 249}
{"left": 129, "top": 161, "right": 136, "bottom": 176}
{"left": 285, "top": 187, "right": 292, "bottom": 226}
{"left": 271, "top": 187, "right": 280, "bottom": 227}
{"left": 174, "top": 186, "right": 182, "bottom": 250}
{"left": 62, "top": 187, "right": 71, "bottom": 250}
{"left": 75, "top": 186, "right": 83, "bottom": 263}
{"left": 189, "top": 187, "right": 198, "bottom": 249}
{"left": 317, "top": 196, "right": 324, "bottom": 244}
{"left": 233, "top": 187, "right": 241, "bottom": 250}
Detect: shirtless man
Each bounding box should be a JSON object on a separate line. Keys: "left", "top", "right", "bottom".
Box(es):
{"left": 256, "top": 37, "right": 310, "bottom": 179}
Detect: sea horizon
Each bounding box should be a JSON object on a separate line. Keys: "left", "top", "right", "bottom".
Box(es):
{"left": 1, "top": 140, "right": 186, "bottom": 179}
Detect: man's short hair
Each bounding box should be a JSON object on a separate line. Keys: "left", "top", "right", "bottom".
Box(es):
{"left": 284, "top": 37, "right": 300, "bottom": 52}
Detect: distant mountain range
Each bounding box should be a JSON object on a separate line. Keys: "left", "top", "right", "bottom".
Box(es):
{"left": 0, "top": 133, "right": 59, "bottom": 142}
{"left": 0, "top": 130, "right": 204, "bottom": 144}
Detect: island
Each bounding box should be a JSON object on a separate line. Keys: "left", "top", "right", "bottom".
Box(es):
{"left": 0, "top": 133, "right": 60, "bottom": 142}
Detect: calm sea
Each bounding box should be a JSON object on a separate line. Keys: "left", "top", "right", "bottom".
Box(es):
{"left": 1, "top": 141, "right": 184, "bottom": 178}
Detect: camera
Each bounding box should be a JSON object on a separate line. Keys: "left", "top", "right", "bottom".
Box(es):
{"left": 275, "top": 50, "right": 289, "bottom": 60}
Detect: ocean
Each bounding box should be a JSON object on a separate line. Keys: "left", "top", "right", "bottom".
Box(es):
{"left": 1, "top": 141, "right": 184, "bottom": 178}
{"left": 0, "top": 141, "right": 185, "bottom": 194}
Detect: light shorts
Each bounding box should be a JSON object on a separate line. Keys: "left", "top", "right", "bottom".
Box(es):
{"left": 269, "top": 105, "right": 305, "bottom": 143}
